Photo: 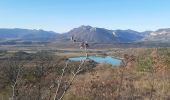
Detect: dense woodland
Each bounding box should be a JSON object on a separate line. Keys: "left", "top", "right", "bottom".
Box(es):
{"left": 0, "top": 48, "right": 170, "bottom": 100}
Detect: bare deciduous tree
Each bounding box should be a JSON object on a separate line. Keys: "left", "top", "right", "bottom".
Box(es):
{"left": 53, "top": 41, "right": 89, "bottom": 100}
{"left": 2, "top": 57, "right": 24, "bottom": 100}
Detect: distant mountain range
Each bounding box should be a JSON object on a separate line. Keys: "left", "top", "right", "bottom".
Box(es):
{"left": 0, "top": 28, "right": 58, "bottom": 42}
{"left": 0, "top": 26, "right": 170, "bottom": 43}
{"left": 144, "top": 28, "right": 170, "bottom": 42}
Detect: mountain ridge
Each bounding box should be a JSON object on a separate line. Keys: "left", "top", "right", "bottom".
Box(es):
{"left": 0, "top": 25, "right": 170, "bottom": 43}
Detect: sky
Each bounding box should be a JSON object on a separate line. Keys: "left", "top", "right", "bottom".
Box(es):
{"left": 0, "top": 0, "right": 170, "bottom": 33}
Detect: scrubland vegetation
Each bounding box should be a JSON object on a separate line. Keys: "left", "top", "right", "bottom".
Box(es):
{"left": 0, "top": 48, "right": 170, "bottom": 100}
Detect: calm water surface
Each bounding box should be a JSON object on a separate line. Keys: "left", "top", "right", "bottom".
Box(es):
{"left": 69, "top": 56, "right": 122, "bottom": 66}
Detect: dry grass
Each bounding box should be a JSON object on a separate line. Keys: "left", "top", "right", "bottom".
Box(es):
{"left": 0, "top": 48, "right": 170, "bottom": 100}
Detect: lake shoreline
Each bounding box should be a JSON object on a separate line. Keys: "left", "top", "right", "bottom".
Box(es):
{"left": 69, "top": 56, "right": 122, "bottom": 66}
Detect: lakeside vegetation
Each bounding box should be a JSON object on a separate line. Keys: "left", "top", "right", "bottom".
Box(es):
{"left": 0, "top": 48, "right": 170, "bottom": 100}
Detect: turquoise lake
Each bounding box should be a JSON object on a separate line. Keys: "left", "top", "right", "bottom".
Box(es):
{"left": 69, "top": 56, "right": 122, "bottom": 66}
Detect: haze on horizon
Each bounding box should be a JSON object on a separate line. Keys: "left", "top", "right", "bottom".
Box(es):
{"left": 0, "top": 0, "right": 170, "bottom": 33}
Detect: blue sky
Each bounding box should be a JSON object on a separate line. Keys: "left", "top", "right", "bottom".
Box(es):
{"left": 0, "top": 0, "right": 170, "bottom": 33}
